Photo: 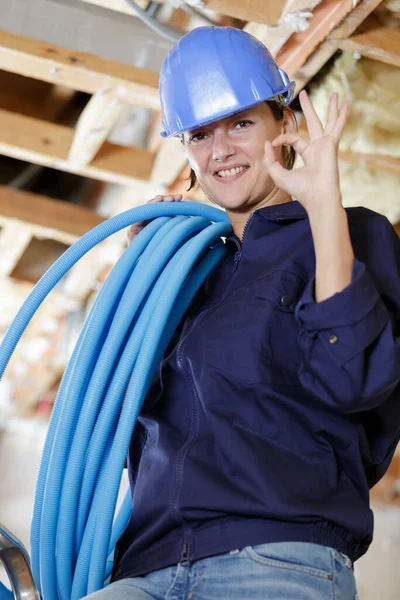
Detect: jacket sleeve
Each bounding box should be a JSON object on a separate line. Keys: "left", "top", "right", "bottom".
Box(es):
{"left": 294, "top": 214, "right": 400, "bottom": 414}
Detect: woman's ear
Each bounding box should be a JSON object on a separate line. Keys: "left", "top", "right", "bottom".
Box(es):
{"left": 282, "top": 108, "right": 297, "bottom": 135}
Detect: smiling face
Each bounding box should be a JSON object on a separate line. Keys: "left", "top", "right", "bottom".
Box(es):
{"left": 183, "top": 102, "right": 295, "bottom": 216}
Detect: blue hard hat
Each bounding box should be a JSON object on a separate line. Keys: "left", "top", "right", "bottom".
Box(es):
{"left": 159, "top": 26, "right": 295, "bottom": 138}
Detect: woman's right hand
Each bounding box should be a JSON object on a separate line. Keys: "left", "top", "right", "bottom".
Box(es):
{"left": 127, "top": 194, "right": 183, "bottom": 245}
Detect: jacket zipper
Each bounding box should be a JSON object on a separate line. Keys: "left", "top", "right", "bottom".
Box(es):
{"left": 170, "top": 311, "right": 207, "bottom": 523}
{"left": 232, "top": 213, "right": 255, "bottom": 273}
{"left": 171, "top": 213, "right": 256, "bottom": 522}
{"left": 180, "top": 528, "right": 193, "bottom": 564}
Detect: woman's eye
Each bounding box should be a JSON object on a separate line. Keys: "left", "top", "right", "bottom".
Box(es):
{"left": 189, "top": 132, "right": 207, "bottom": 142}
{"left": 234, "top": 120, "right": 253, "bottom": 129}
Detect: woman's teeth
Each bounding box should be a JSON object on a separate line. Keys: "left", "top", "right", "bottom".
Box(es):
{"left": 217, "top": 166, "right": 248, "bottom": 178}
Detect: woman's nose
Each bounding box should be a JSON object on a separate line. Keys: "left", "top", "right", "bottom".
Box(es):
{"left": 212, "top": 131, "right": 235, "bottom": 162}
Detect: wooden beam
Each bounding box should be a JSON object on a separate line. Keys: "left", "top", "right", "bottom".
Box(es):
{"left": 276, "top": 0, "right": 364, "bottom": 75}
{"left": 77, "top": 0, "right": 149, "bottom": 15}
{"left": 245, "top": 1, "right": 323, "bottom": 57}
{"left": 0, "top": 186, "right": 105, "bottom": 245}
{"left": 338, "top": 151, "right": 400, "bottom": 178}
{"left": 332, "top": 15, "right": 400, "bottom": 68}
{"left": 68, "top": 89, "right": 125, "bottom": 167}
{"left": 0, "top": 109, "right": 155, "bottom": 186}
{"left": 0, "top": 30, "right": 160, "bottom": 110}
{"left": 78, "top": 0, "right": 287, "bottom": 25}
{"left": 0, "top": 224, "right": 32, "bottom": 277}
{"left": 289, "top": 0, "right": 385, "bottom": 92}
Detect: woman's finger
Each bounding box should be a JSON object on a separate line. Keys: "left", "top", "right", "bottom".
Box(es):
{"left": 299, "top": 90, "right": 324, "bottom": 139}
{"left": 325, "top": 93, "right": 339, "bottom": 135}
{"left": 264, "top": 140, "right": 289, "bottom": 188}
{"left": 272, "top": 132, "right": 308, "bottom": 156}
{"left": 332, "top": 102, "right": 349, "bottom": 141}
{"left": 126, "top": 194, "right": 183, "bottom": 245}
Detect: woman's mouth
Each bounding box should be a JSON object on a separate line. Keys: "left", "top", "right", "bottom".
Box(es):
{"left": 214, "top": 165, "right": 249, "bottom": 182}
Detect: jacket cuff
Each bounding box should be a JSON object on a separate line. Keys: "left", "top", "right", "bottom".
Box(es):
{"left": 295, "top": 259, "right": 389, "bottom": 366}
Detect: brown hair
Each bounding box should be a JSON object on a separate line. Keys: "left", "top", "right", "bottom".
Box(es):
{"left": 184, "top": 100, "right": 296, "bottom": 191}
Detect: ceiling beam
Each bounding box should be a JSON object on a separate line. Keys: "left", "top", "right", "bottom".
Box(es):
{"left": 77, "top": 0, "right": 288, "bottom": 26}
{"left": 0, "top": 29, "right": 160, "bottom": 110}
{"left": 0, "top": 185, "right": 105, "bottom": 245}
{"left": 0, "top": 109, "right": 155, "bottom": 186}
{"left": 68, "top": 89, "right": 126, "bottom": 167}
{"left": 331, "top": 14, "right": 400, "bottom": 68}
{"left": 288, "top": 0, "right": 385, "bottom": 92}
{"left": 276, "top": 0, "right": 364, "bottom": 75}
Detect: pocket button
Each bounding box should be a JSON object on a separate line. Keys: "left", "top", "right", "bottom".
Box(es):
{"left": 280, "top": 295, "right": 293, "bottom": 307}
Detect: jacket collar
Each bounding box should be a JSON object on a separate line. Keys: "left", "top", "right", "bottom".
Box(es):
{"left": 226, "top": 200, "right": 308, "bottom": 247}
{"left": 256, "top": 199, "right": 308, "bottom": 221}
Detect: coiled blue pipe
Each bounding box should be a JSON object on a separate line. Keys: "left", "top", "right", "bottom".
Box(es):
{"left": 0, "top": 202, "right": 232, "bottom": 600}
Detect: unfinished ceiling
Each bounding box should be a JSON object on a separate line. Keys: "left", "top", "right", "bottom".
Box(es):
{"left": 0, "top": 1, "right": 399, "bottom": 493}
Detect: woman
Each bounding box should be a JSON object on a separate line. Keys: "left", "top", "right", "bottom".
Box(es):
{"left": 86, "top": 26, "right": 400, "bottom": 600}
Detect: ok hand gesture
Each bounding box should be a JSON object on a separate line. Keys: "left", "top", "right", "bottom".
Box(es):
{"left": 264, "top": 90, "right": 348, "bottom": 215}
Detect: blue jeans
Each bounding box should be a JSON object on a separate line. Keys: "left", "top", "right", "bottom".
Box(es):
{"left": 83, "top": 542, "right": 358, "bottom": 599}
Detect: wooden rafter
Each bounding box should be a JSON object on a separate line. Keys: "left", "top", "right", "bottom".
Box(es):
{"left": 77, "top": 0, "right": 288, "bottom": 26}
{"left": 0, "top": 109, "right": 155, "bottom": 186}
{"left": 289, "top": 0, "right": 385, "bottom": 92}
{"left": 275, "top": 0, "right": 364, "bottom": 75}
{"left": 0, "top": 30, "right": 159, "bottom": 109}
{"left": 68, "top": 89, "right": 126, "bottom": 167}
{"left": 0, "top": 185, "right": 105, "bottom": 246}
{"left": 331, "top": 14, "right": 400, "bottom": 68}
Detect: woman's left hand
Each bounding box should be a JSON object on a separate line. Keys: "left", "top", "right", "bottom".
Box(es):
{"left": 264, "top": 90, "right": 348, "bottom": 215}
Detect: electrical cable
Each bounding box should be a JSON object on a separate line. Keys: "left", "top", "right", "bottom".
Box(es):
{"left": 0, "top": 202, "right": 232, "bottom": 600}
{"left": 125, "top": 0, "right": 183, "bottom": 43}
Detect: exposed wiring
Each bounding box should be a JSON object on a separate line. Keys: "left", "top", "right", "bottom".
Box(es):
{"left": 125, "top": 0, "right": 183, "bottom": 43}
{"left": 145, "top": 1, "right": 163, "bottom": 18}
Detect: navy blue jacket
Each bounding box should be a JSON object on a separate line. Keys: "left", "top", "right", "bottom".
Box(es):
{"left": 113, "top": 200, "right": 400, "bottom": 580}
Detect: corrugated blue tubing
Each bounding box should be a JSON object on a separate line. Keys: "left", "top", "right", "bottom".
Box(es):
{"left": 0, "top": 202, "right": 232, "bottom": 600}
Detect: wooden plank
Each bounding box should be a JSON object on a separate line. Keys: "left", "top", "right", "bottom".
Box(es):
{"left": 78, "top": 0, "right": 287, "bottom": 25}
{"left": 332, "top": 15, "right": 400, "bottom": 68}
{"left": 0, "top": 72, "right": 74, "bottom": 121}
{"left": 290, "top": 0, "right": 385, "bottom": 92}
{"left": 338, "top": 151, "right": 400, "bottom": 177}
{"left": 0, "top": 185, "right": 105, "bottom": 245}
{"left": 244, "top": 22, "right": 293, "bottom": 58}
{"left": 0, "top": 30, "right": 160, "bottom": 109}
{"left": 244, "top": 2, "right": 323, "bottom": 58}
{"left": 327, "top": 0, "right": 385, "bottom": 40}
{"left": 276, "top": 0, "right": 364, "bottom": 75}
{"left": 68, "top": 89, "right": 125, "bottom": 167}
{"left": 77, "top": 0, "right": 149, "bottom": 15}
{"left": 0, "top": 224, "right": 32, "bottom": 277}
{"left": 0, "top": 109, "right": 155, "bottom": 186}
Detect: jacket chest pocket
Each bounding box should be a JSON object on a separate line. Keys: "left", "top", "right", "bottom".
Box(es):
{"left": 190, "top": 270, "right": 306, "bottom": 387}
